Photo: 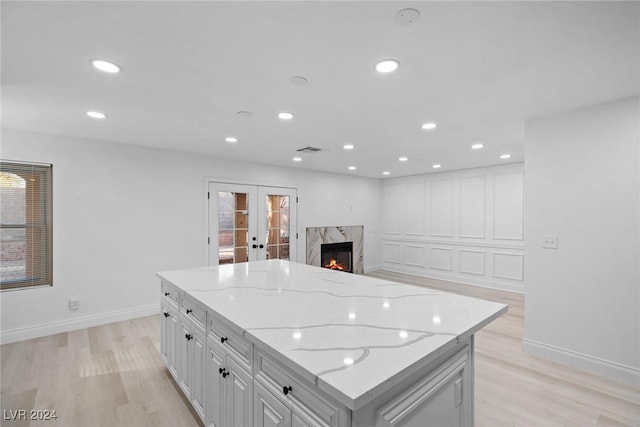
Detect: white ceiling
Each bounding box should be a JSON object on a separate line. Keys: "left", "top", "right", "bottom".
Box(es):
{"left": 2, "top": 1, "right": 639, "bottom": 178}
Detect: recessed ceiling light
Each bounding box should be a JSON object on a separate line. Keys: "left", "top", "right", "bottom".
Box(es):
{"left": 90, "top": 59, "right": 121, "bottom": 74}
{"left": 375, "top": 59, "right": 400, "bottom": 73}
{"left": 348, "top": 165, "right": 356, "bottom": 171}
{"left": 86, "top": 111, "right": 106, "bottom": 119}
{"left": 383, "top": 171, "right": 390, "bottom": 175}
{"left": 398, "top": 156, "right": 408, "bottom": 162}
{"left": 343, "top": 144, "right": 355, "bottom": 150}
{"left": 421, "top": 122, "right": 437, "bottom": 130}
{"left": 225, "top": 136, "right": 238, "bottom": 143}
{"left": 471, "top": 143, "right": 484, "bottom": 150}
{"left": 293, "top": 157, "right": 302, "bottom": 162}
{"left": 343, "top": 358, "right": 354, "bottom": 366}
{"left": 500, "top": 154, "right": 512, "bottom": 159}
{"left": 432, "top": 164, "right": 441, "bottom": 169}
{"left": 278, "top": 112, "right": 294, "bottom": 120}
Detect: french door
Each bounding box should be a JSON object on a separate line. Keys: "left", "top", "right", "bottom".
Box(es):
{"left": 207, "top": 183, "right": 297, "bottom": 266}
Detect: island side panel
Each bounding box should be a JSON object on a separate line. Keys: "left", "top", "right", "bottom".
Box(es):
{"left": 351, "top": 337, "right": 474, "bottom": 427}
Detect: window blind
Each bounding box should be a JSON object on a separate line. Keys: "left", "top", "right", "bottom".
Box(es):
{"left": 0, "top": 161, "right": 52, "bottom": 290}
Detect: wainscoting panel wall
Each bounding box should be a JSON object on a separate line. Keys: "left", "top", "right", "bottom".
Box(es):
{"left": 382, "top": 163, "right": 525, "bottom": 292}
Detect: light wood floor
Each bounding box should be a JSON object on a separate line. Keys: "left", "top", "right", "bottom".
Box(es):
{"left": 369, "top": 271, "right": 640, "bottom": 427}
{"left": 1, "top": 271, "right": 638, "bottom": 427}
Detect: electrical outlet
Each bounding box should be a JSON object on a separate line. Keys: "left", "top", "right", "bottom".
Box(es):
{"left": 69, "top": 298, "right": 80, "bottom": 310}
{"left": 541, "top": 234, "right": 558, "bottom": 249}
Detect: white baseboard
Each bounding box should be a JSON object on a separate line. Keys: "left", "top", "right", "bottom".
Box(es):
{"left": 379, "top": 265, "right": 525, "bottom": 294}
{"left": 523, "top": 338, "right": 640, "bottom": 387}
{"left": 0, "top": 303, "right": 160, "bottom": 345}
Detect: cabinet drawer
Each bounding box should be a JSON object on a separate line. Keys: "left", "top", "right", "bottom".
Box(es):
{"left": 182, "top": 295, "right": 205, "bottom": 328}
{"left": 255, "top": 351, "right": 346, "bottom": 427}
{"left": 208, "top": 317, "right": 253, "bottom": 372}
{"left": 161, "top": 281, "right": 179, "bottom": 305}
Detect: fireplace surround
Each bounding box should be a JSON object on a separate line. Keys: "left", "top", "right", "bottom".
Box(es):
{"left": 306, "top": 226, "right": 364, "bottom": 274}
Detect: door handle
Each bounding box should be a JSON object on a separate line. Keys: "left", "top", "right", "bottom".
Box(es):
{"left": 259, "top": 244, "right": 264, "bottom": 249}
{"left": 252, "top": 244, "right": 257, "bottom": 249}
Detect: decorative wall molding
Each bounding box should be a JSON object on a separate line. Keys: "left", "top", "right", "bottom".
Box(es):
{"left": 430, "top": 247, "right": 453, "bottom": 271}
{"left": 383, "top": 242, "right": 402, "bottom": 264}
{"left": 459, "top": 250, "right": 486, "bottom": 276}
{"left": 459, "top": 175, "right": 486, "bottom": 239}
{"left": 0, "top": 303, "right": 159, "bottom": 345}
{"left": 492, "top": 252, "right": 524, "bottom": 281}
{"left": 382, "top": 163, "right": 525, "bottom": 292}
{"left": 382, "top": 237, "right": 524, "bottom": 250}
{"left": 405, "top": 244, "right": 426, "bottom": 268}
{"left": 493, "top": 172, "right": 524, "bottom": 241}
{"left": 430, "top": 179, "right": 454, "bottom": 237}
{"left": 522, "top": 338, "right": 640, "bottom": 387}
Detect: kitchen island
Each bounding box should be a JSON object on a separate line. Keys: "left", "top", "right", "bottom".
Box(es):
{"left": 158, "top": 260, "right": 507, "bottom": 427}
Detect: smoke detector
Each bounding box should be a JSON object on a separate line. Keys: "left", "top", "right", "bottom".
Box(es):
{"left": 289, "top": 76, "right": 308, "bottom": 86}
{"left": 395, "top": 8, "right": 420, "bottom": 26}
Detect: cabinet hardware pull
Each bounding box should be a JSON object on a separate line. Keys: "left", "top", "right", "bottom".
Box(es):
{"left": 219, "top": 368, "right": 229, "bottom": 378}
{"left": 259, "top": 244, "right": 265, "bottom": 249}
{"left": 220, "top": 337, "right": 228, "bottom": 344}
{"left": 163, "top": 312, "right": 170, "bottom": 318}
{"left": 222, "top": 371, "right": 229, "bottom": 378}
{"left": 185, "top": 334, "right": 193, "bottom": 341}
{"left": 186, "top": 309, "right": 192, "bottom": 314}
{"left": 283, "top": 386, "right": 292, "bottom": 396}
{"left": 164, "top": 292, "right": 170, "bottom": 296}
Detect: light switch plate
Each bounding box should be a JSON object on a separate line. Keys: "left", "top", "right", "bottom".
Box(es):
{"left": 541, "top": 234, "right": 558, "bottom": 249}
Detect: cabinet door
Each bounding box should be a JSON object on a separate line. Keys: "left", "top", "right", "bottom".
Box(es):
{"left": 226, "top": 357, "right": 253, "bottom": 427}
{"left": 207, "top": 341, "right": 225, "bottom": 427}
{"left": 291, "top": 405, "right": 329, "bottom": 427}
{"left": 178, "top": 320, "right": 192, "bottom": 399}
{"left": 376, "top": 350, "right": 470, "bottom": 427}
{"left": 167, "top": 305, "right": 179, "bottom": 378}
{"left": 160, "top": 302, "right": 169, "bottom": 363}
{"left": 191, "top": 327, "right": 206, "bottom": 421}
{"left": 254, "top": 382, "right": 291, "bottom": 427}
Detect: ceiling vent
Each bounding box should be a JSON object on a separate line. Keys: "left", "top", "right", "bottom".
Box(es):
{"left": 296, "top": 146, "right": 326, "bottom": 153}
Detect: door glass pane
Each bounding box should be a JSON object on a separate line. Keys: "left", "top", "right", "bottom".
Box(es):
{"left": 218, "top": 191, "right": 249, "bottom": 264}
{"left": 264, "top": 195, "right": 290, "bottom": 260}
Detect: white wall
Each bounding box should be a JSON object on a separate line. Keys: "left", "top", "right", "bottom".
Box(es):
{"left": 0, "top": 129, "right": 383, "bottom": 343}
{"left": 381, "top": 163, "right": 525, "bottom": 292}
{"left": 523, "top": 96, "right": 640, "bottom": 385}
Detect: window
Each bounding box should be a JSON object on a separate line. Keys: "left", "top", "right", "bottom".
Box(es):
{"left": 0, "top": 161, "right": 52, "bottom": 290}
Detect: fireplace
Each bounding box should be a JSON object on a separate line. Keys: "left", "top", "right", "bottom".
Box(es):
{"left": 321, "top": 242, "right": 353, "bottom": 273}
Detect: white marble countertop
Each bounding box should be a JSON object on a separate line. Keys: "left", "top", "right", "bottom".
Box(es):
{"left": 157, "top": 260, "right": 507, "bottom": 410}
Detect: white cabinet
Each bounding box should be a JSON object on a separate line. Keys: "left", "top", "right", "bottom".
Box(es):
{"left": 159, "top": 276, "right": 481, "bottom": 427}
{"left": 178, "top": 296, "right": 206, "bottom": 423}
{"left": 374, "top": 349, "right": 471, "bottom": 427}
{"left": 255, "top": 381, "right": 291, "bottom": 427}
{"left": 206, "top": 333, "right": 253, "bottom": 427}
{"left": 254, "top": 351, "right": 348, "bottom": 427}
{"left": 160, "top": 296, "right": 178, "bottom": 379}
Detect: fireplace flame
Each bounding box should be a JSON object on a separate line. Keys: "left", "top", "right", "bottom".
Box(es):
{"left": 324, "top": 259, "right": 347, "bottom": 271}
